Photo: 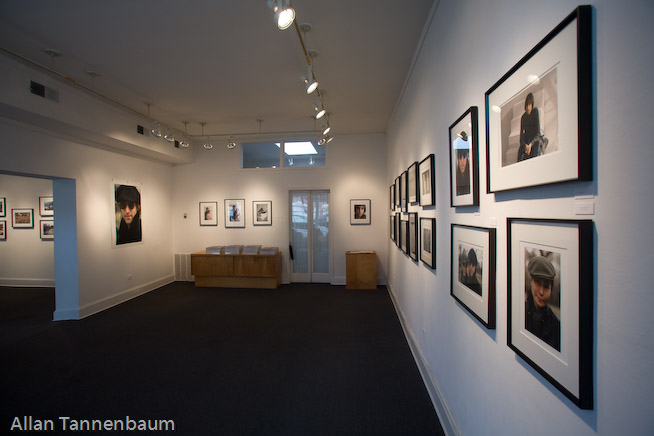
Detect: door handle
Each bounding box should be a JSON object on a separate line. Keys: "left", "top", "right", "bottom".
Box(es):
{"left": 289, "top": 244, "right": 294, "bottom": 260}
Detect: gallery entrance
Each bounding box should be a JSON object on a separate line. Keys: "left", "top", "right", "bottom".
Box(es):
{"left": 289, "top": 190, "right": 330, "bottom": 283}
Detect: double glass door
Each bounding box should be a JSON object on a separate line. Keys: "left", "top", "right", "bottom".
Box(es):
{"left": 290, "top": 191, "right": 330, "bottom": 283}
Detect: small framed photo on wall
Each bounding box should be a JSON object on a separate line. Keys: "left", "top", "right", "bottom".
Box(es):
{"left": 451, "top": 224, "right": 496, "bottom": 328}
{"left": 400, "top": 216, "right": 408, "bottom": 254}
{"left": 449, "top": 107, "right": 479, "bottom": 207}
{"left": 507, "top": 217, "right": 593, "bottom": 409}
{"left": 253, "top": 201, "right": 272, "bottom": 226}
{"left": 389, "top": 185, "right": 395, "bottom": 211}
{"left": 0, "top": 220, "right": 6, "bottom": 240}
{"left": 350, "top": 199, "right": 371, "bottom": 225}
{"left": 12, "top": 208, "right": 33, "bottom": 229}
{"left": 400, "top": 170, "right": 408, "bottom": 212}
{"left": 0, "top": 197, "right": 6, "bottom": 217}
{"left": 39, "top": 196, "right": 54, "bottom": 216}
{"left": 408, "top": 212, "right": 418, "bottom": 261}
{"left": 40, "top": 219, "right": 54, "bottom": 240}
{"left": 199, "top": 202, "right": 218, "bottom": 226}
{"left": 420, "top": 217, "right": 435, "bottom": 269}
{"left": 419, "top": 154, "right": 435, "bottom": 207}
{"left": 225, "top": 199, "right": 245, "bottom": 228}
{"left": 408, "top": 161, "right": 419, "bottom": 204}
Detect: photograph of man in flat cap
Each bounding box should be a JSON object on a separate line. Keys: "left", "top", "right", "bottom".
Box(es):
{"left": 114, "top": 184, "right": 142, "bottom": 245}
{"left": 524, "top": 252, "right": 561, "bottom": 351}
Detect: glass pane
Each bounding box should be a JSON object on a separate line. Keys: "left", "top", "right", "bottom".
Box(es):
{"left": 242, "top": 142, "right": 280, "bottom": 168}
{"left": 283, "top": 140, "right": 325, "bottom": 167}
{"left": 312, "top": 192, "right": 329, "bottom": 274}
{"left": 291, "top": 193, "right": 309, "bottom": 274}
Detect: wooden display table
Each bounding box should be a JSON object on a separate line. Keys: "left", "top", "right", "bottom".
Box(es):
{"left": 191, "top": 250, "right": 282, "bottom": 289}
{"left": 346, "top": 251, "right": 377, "bottom": 290}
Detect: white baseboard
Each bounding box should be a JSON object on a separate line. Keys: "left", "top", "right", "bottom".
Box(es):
{"left": 386, "top": 284, "right": 461, "bottom": 436}
{"left": 0, "top": 278, "right": 55, "bottom": 287}
{"left": 77, "top": 275, "right": 175, "bottom": 320}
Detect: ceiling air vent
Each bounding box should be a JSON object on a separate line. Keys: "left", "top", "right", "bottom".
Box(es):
{"left": 30, "top": 80, "right": 59, "bottom": 103}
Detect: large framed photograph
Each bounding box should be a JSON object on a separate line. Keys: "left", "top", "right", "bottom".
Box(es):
{"left": 449, "top": 107, "right": 479, "bottom": 207}
{"left": 408, "top": 212, "right": 418, "bottom": 261}
{"left": 199, "top": 201, "right": 218, "bottom": 226}
{"left": 40, "top": 219, "right": 54, "bottom": 240}
{"left": 39, "top": 196, "right": 54, "bottom": 216}
{"left": 253, "top": 201, "right": 272, "bottom": 226}
{"left": 485, "top": 6, "right": 592, "bottom": 193}
{"left": 451, "top": 224, "right": 496, "bottom": 328}
{"left": 114, "top": 183, "right": 142, "bottom": 245}
{"left": 408, "top": 162, "right": 418, "bottom": 204}
{"left": 225, "top": 199, "right": 245, "bottom": 228}
{"left": 12, "top": 208, "right": 33, "bottom": 229}
{"left": 400, "top": 216, "right": 408, "bottom": 254}
{"left": 507, "top": 218, "right": 593, "bottom": 409}
{"left": 419, "top": 154, "right": 435, "bottom": 207}
{"left": 0, "top": 220, "right": 6, "bottom": 240}
{"left": 350, "top": 199, "right": 371, "bottom": 225}
{"left": 0, "top": 197, "right": 6, "bottom": 217}
{"left": 419, "top": 217, "right": 435, "bottom": 269}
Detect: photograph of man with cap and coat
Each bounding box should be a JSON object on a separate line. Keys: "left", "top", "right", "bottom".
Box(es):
{"left": 525, "top": 253, "right": 561, "bottom": 351}
{"left": 114, "top": 184, "right": 142, "bottom": 245}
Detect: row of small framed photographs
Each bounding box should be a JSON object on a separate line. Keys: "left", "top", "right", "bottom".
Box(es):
{"left": 392, "top": 215, "right": 593, "bottom": 410}
{"left": 0, "top": 196, "right": 54, "bottom": 241}
{"left": 393, "top": 5, "right": 592, "bottom": 211}
{"left": 199, "top": 199, "right": 272, "bottom": 228}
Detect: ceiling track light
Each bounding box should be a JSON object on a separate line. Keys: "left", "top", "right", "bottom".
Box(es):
{"left": 180, "top": 122, "right": 190, "bottom": 148}
{"left": 267, "top": 0, "right": 295, "bottom": 30}
{"left": 313, "top": 98, "right": 326, "bottom": 119}
{"left": 227, "top": 137, "right": 237, "bottom": 149}
{"left": 200, "top": 122, "right": 213, "bottom": 150}
{"left": 164, "top": 126, "right": 175, "bottom": 143}
{"left": 301, "top": 65, "right": 318, "bottom": 94}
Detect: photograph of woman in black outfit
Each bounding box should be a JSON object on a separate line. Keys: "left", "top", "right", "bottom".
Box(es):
{"left": 518, "top": 92, "right": 541, "bottom": 161}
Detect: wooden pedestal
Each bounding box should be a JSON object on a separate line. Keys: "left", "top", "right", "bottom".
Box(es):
{"left": 346, "top": 251, "right": 377, "bottom": 290}
{"left": 191, "top": 251, "right": 282, "bottom": 289}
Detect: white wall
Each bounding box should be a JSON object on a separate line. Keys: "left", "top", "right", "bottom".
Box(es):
{"left": 0, "top": 174, "right": 54, "bottom": 286}
{"left": 387, "top": 1, "right": 654, "bottom": 435}
{"left": 172, "top": 133, "right": 388, "bottom": 284}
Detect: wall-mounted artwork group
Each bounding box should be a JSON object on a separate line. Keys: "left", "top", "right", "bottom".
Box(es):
{"left": 0, "top": 195, "right": 54, "bottom": 241}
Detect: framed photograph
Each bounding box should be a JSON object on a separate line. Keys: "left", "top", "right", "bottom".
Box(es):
{"left": 40, "top": 219, "right": 54, "bottom": 240}
{"left": 485, "top": 6, "right": 592, "bottom": 192}
{"left": 390, "top": 214, "right": 395, "bottom": 242}
{"left": 114, "top": 183, "right": 142, "bottom": 245}
{"left": 350, "top": 199, "right": 371, "bottom": 225}
{"left": 400, "top": 171, "right": 408, "bottom": 212}
{"left": 225, "top": 199, "right": 245, "bottom": 228}
{"left": 39, "top": 196, "right": 54, "bottom": 216}
{"left": 451, "top": 224, "right": 496, "bottom": 328}
{"left": 394, "top": 176, "right": 401, "bottom": 209}
{"left": 12, "top": 208, "right": 33, "bottom": 229}
{"left": 507, "top": 218, "right": 593, "bottom": 409}
{"left": 400, "top": 217, "right": 409, "bottom": 254}
{"left": 0, "top": 197, "right": 5, "bottom": 217}
{"left": 395, "top": 214, "right": 400, "bottom": 247}
{"left": 408, "top": 212, "right": 418, "bottom": 261}
{"left": 389, "top": 185, "right": 395, "bottom": 211}
{"left": 199, "top": 202, "right": 218, "bottom": 226}
{"left": 419, "top": 154, "right": 435, "bottom": 206}
{"left": 253, "top": 201, "right": 272, "bottom": 226}
{"left": 0, "top": 220, "right": 6, "bottom": 240}
{"left": 419, "top": 217, "right": 435, "bottom": 269}
{"left": 408, "top": 162, "right": 418, "bottom": 204}
{"left": 449, "top": 107, "right": 479, "bottom": 207}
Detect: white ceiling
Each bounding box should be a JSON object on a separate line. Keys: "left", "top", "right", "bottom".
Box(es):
{"left": 0, "top": 0, "right": 434, "bottom": 139}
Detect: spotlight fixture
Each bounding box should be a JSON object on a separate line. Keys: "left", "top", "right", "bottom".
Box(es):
{"left": 322, "top": 121, "right": 331, "bottom": 136}
{"left": 179, "top": 122, "right": 190, "bottom": 148}
{"left": 267, "top": 0, "right": 295, "bottom": 30}
{"left": 301, "top": 65, "right": 318, "bottom": 94}
{"left": 164, "top": 126, "right": 175, "bottom": 143}
{"left": 151, "top": 121, "right": 162, "bottom": 138}
{"left": 200, "top": 122, "right": 213, "bottom": 150}
{"left": 227, "top": 137, "right": 237, "bottom": 149}
{"left": 313, "top": 98, "right": 326, "bottom": 119}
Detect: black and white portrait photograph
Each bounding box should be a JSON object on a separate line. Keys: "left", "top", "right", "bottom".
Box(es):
{"left": 253, "top": 201, "right": 272, "bottom": 226}
{"left": 449, "top": 107, "right": 479, "bottom": 207}
{"left": 451, "top": 224, "right": 496, "bottom": 329}
{"left": 419, "top": 154, "right": 435, "bottom": 206}
{"left": 114, "top": 183, "right": 142, "bottom": 245}
{"left": 350, "top": 199, "right": 371, "bottom": 225}
{"left": 508, "top": 217, "right": 593, "bottom": 409}
{"left": 420, "top": 217, "right": 435, "bottom": 269}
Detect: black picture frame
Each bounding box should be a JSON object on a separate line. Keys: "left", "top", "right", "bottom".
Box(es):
{"left": 389, "top": 185, "right": 395, "bottom": 211}
{"left": 199, "top": 201, "right": 218, "bottom": 226}
{"left": 39, "top": 196, "right": 54, "bottom": 216}
{"left": 253, "top": 201, "right": 272, "bottom": 226}
{"left": 390, "top": 214, "right": 395, "bottom": 242}
{"left": 400, "top": 170, "right": 408, "bottom": 212}
{"left": 449, "top": 107, "right": 479, "bottom": 207}
{"left": 225, "top": 199, "right": 245, "bottom": 228}
{"left": 12, "top": 208, "right": 33, "bottom": 229}
{"left": 485, "top": 6, "right": 592, "bottom": 192}
{"left": 394, "top": 176, "right": 401, "bottom": 209}
{"left": 408, "top": 212, "right": 418, "bottom": 261}
{"left": 507, "top": 217, "right": 593, "bottom": 409}
{"left": 0, "top": 220, "right": 6, "bottom": 240}
{"left": 419, "top": 154, "right": 435, "bottom": 207}
{"left": 408, "top": 161, "right": 419, "bottom": 204}
{"left": 40, "top": 219, "right": 54, "bottom": 240}
{"left": 400, "top": 216, "right": 409, "bottom": 254}
{"left": 1, "top": 197, "right": 6, "bottom": 217}
{"left": 419, "top": 217, "right": 435, "bottom": 269}
{"left": 394, "top": 214, "right": 400, "bottom": 247}
{"left": 451, "top": 224, "right": 496, "bottom": 328}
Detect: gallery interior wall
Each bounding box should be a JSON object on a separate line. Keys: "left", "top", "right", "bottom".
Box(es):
{"left": 386, "top": 0, "right": 653, "bottom": 435}
{"left": 0, "top": 173, "right": 54, "bottom": 286}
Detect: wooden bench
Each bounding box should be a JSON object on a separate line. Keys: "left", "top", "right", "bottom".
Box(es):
{"left": 190, "top": 249, "right": 282, "bottom": 289}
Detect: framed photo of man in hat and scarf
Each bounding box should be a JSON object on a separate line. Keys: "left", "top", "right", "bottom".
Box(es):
{"left": 113, "top": 182, "right": 142, "bottom": 245}
{"left": 507, "top": 218, "right": 593, "bottom": 409}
